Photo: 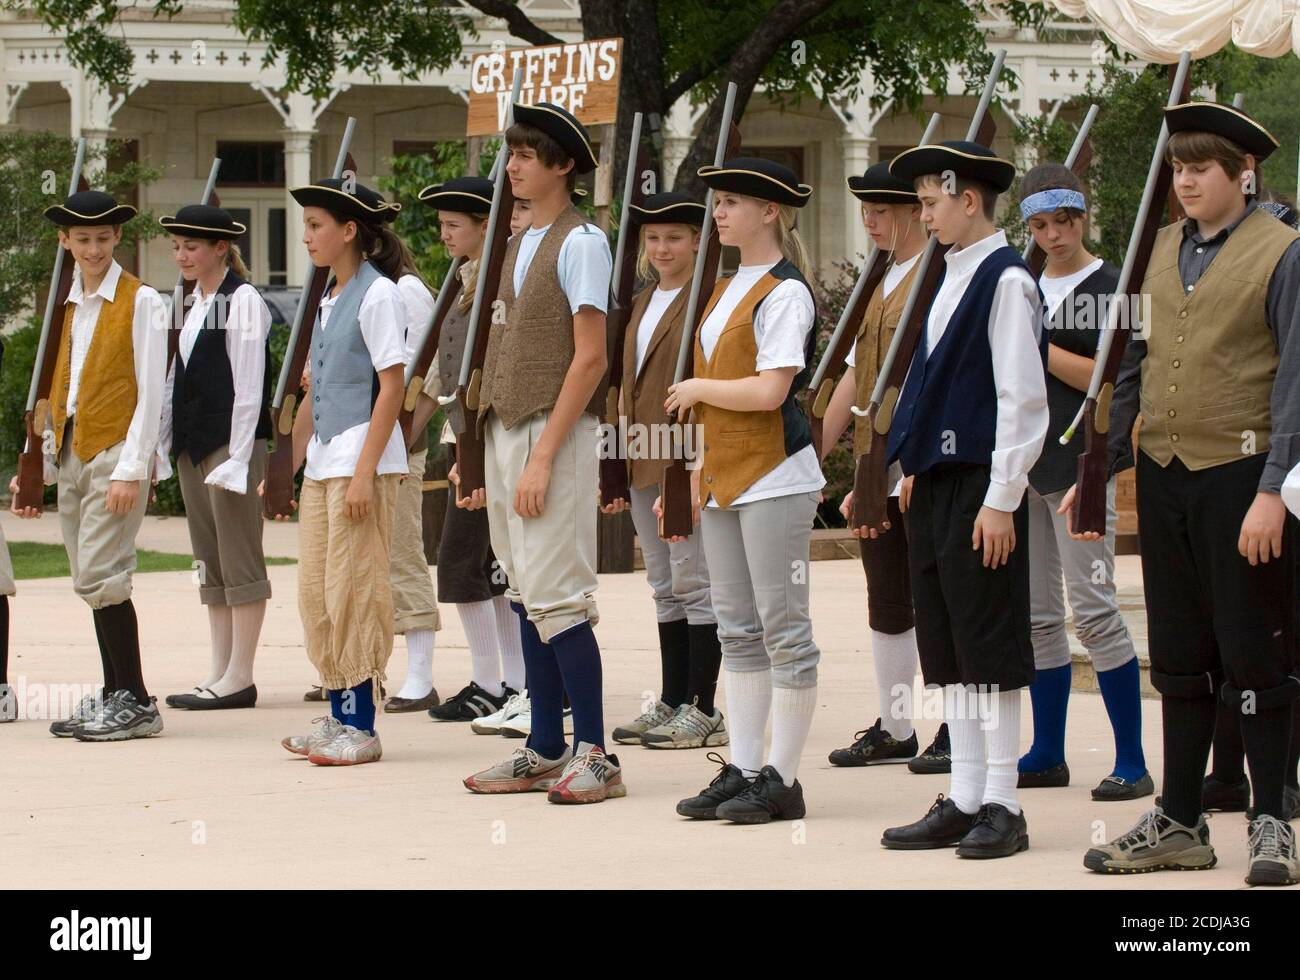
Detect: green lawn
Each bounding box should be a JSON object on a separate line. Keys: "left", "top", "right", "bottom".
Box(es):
{"left": 9, "top": 541, "right": 295, "bottom": 580}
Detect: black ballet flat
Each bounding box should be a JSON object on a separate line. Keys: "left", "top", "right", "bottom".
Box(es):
{"left": 1017, "top": 761, "right": 1070, "bottom": 789}
{"left": 164, "top": 687, "right": 204, "bottom": 708}
{"left": 171, "top": 685, "right": 258, "bottom": 710}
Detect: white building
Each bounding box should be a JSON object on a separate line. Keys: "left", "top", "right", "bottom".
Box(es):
{"left": 1, "top": 0, "right": 1107, "bottom": 292}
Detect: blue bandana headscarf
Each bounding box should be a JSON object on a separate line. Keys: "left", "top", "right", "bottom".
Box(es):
{"left": 1020, "top": 188, "right": 1086, "bottom": 221}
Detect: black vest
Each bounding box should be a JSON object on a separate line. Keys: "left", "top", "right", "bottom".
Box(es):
{"left": 171, "top": 270, "right": 274, "bottom": 465}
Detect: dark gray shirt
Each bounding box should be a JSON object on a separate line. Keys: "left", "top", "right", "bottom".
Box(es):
{"left": 1110, "top": 202, "right": 1300, "bottom": 492}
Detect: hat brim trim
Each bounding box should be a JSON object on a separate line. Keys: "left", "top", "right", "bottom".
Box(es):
{"left": 697, "top": 166, "right": 813, "bottom": 200}
{"left": 290, "top": 184, "right": 392, "bottom": 215}
{"left": 418, "top": 188, "right": 493, "bottom": 208}
{"left": 890, "top": 145, "right": 1016, "bottom": 171}
{"left": 848, "top": 186, "right": 919, "bottom": 199}
{"left": 1166, "top": 101, "right": 1280, "bottom": 150}
{"left": 160, "top": 218, "right": 248, "bottom": 237}
{"left": 629, "top": 203, "right": 707, "bottom": 216}
{"left": 44, "top": 205, "right": 138, "bottom": 223}
{"left": 512, "top": 103, "right": 598, "bottom": 168}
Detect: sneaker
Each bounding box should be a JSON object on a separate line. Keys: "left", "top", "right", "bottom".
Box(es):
{"left": 1245, "top": 815, "right": 1300, "bottom": 886}
{"left": 828, "top": 718, "right": 918, "bottom": 767}
{"left": 955, "top": 803, "right": 1029, "bottom": 859}
{"left": 641, "top": 700, "right": 728, "bottom": 749}
{"left": 428, "top": 682, "right": 512, "bottom": 722}
{"left": 1083, "top": 808, "right": 1217, "bottom": 874}
{"left": 612, "top": 700, "right": 675, "bottom": 744}
{"left": 307, "top": 725, "right": 382, "bottom": 766}
{"left": 281, "top": 716, "right": 346, "bottom": 757}
{"left": 49, "top": 691, "right": 105, "bottom": 738}
{"left": 0, "top": 683, "right": 16, "bottom": 723}
{"left": 547, "top": 742, "right": 627, "bottom": 804}
{"left": 715, "top": 766, "right": 806, "bottom": 824}
{"left": 500, "top": 705, "right": 574, "bottom": 738}
{"left": 464, "top": 745, "right": 573, "bottom": 794}
{"left": 908, "top": 723, "right": 951, "bottom": 774}
{"left": 471, "top": 692, "right": 529, "bottom": 735}
{"left": 71, "top": 690, "right": 164, "bottom": 742}
{"left": 676, "top": 752, "right": 753, "bottom": 819}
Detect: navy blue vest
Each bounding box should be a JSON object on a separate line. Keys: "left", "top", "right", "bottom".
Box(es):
{"left": 171, "top": 269, "right": 274, "bottom": 465}
{"left": 886, "top": 245, "right": 1046, "bottom": 478}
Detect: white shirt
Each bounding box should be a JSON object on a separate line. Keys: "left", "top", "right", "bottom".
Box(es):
{"left": 513, "top": 221, "right": 612, "bottom": 313}
{"left": 1039, "top": 256, "right": 1103, "bottom": 319}
{"left": 59, "top": 260, "right": 168, "bottom": 483}
{"left": 697, "top": 262, "right": 826, "bottom": 507}
{"left": 910, "top": 229, "right": 1048, "bottom": 513}
{"left": 156, "top": 279, "right": 272, "bottom": 493}
{"left": 399, "top": 273, "right": 437, "bottom": 365}
{"left": 845, "top": 251, "right": 921, "bottom": 369}
{"left": 634, "top": 285, "right": 682, "bottom": 376}
{"left": 304, "top": 273, "right": 410, "bottom": 481}
{"left": 1284, "top": 461, "right": 1300, "bottom": 519}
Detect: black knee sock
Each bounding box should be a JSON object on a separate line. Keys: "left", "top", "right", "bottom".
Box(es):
{"left": 1241, "top": 703, "right": 1291, "bottom": 819}
{"left": 1160, "top": 694, "right": 1217, "bottom": 827}
{"left": 91, "top": 608, "right": 116, "bottom": 693}
{"left": 1288, "top": 700, "right": 1300, "bottom": 791}
{"left": 658, "top": 619, "right": 690, "bottom": 708}
{"left": 98, "top": 600, "right": 148, "bottom": 702}
{"left": 687, "top": 623, "right": 723, "bottom": 715}
{"left": 1209, "top": 693, "right": 1246, "bottom": 783}
{"left": 0, "top": 595, "right": 8, "bottom": 686}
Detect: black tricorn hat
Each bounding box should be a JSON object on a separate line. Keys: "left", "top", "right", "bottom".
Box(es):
{"left": 628, "top": 192, "right": 706, "bottom": 226}
{"left": 418, "top": 176, "right": 494, "bottom": 215}
{"left": 847, "top": 161, "right": 919, "bottom": 203}
{"left": 1165, "top": 101, "right": 1279, "bottom": 162}
{"left": 160, "top": 204, "right": 246, "bottom": 240}
{"left": 697, "top": 157, "right": 812, "bottom": 208}
{"left": 889, "top": 140, "right": 1016, "bottom": 193}
{"left": 44, "top": 190, "right": 137, "bottom": 227}
{"left": 290, "top": 178, "right": 400, "bottom": 224}
{"left": 511, "top": 101, "right": 599, "bottom": 174}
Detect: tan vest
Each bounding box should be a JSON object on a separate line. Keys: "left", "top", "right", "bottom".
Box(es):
{"left": 693, "top": 272, "right": 789, "bottom": 508}
{"left": 621, "top": 284, "right": 690, "bottom": 489}
{"left": 478, "top": 206, "right": 607, "bottom": 431}
{"left": 852, "top": 259, "right": 920, "bottom": 456}
{"left": 51, "top": 269, "right": 142, "bottom": 463}
{"left": 1139, "top": 207, "right": 1296, "bottom": 469}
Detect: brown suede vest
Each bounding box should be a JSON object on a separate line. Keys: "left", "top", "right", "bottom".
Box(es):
{"left": 51, "top": 269, "right": 142, "bottom": 462}
{"left": 621, "top": 284, "right": 690, "bottom": 489}
{"left": 693, "top": 272, "right": 790, "bottom": 508}
{"left": 853, "top": 259, "right": 920, "bottom": 456}
{"left": 478, "top": 206, "right": 607, "bottom": 431}
{"left": 1139, "top": 207, "right": 1295, "bottom": 469}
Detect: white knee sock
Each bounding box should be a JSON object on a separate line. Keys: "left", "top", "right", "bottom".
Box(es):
{"left": 396, "top": 628, "right": 436, "bottom": 700}
{"left": 457, "top": 600, "right": 503, "bottom": 695}
{"left": 873, "top": 628, "right": 918, "bottom": 740}
{"left": 947, "top": 684, "right": 987, "bottom": 815}
{"left": 724, "top": 669, "right": 772, "bottom": 777}
{"left": 768, "top": 685, "right": 818, "bottom": 785}
{"left": 492, "top": 594, "right": 526, "bottom": 693}
{"left": 210, "top": 599, "right": 264, "bottom": 696}
{"left": 981, "top": 687, "right": 1022, "bottom": 814}
{"left": 202, "top": 605, "right": 233, "bottom": 689}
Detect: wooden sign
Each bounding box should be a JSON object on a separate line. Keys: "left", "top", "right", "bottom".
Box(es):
{"left": 467, "top": 38, "right": 622, "bottom": 137}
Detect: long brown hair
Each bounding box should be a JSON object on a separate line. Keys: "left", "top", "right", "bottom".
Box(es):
{"left": 327, "top": 209, "right": 421, "bottom": 284}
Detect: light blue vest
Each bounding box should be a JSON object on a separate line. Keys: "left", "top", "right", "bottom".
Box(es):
{"left": 310, "top": 260, "right": 383, "bottom": 444}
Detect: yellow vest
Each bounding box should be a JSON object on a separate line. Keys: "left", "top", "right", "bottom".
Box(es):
{"left": 51, "top": 269, "right": 142, "bottom": 463}
{"left": 1139, "top": 208, "right": 1296, "bottom": 469}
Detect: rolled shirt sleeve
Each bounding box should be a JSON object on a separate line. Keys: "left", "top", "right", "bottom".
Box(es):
{"left": 111, "top": 285, "right": 169, "bottom": 483}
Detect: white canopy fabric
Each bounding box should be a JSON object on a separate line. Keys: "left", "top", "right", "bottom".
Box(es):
{"left": 987, "top": 0, "right": 1300, "bottom": 62}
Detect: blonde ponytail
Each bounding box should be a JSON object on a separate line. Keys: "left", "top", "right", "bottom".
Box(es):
{"left": 776, "top": 204, "right": 812, "bottom": 280}
{"left": 456, "top": 257, "right": 479, "bottom": 314}
{"left": 225, "top": 241, "right": 251, "bottom": 281}
{"left": 635, "top": 227, "right": 657, "bottom": 284}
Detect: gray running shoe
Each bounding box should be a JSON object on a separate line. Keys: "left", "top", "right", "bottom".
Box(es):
{"left": 1245, "top": 814, "right": 1300, "bottom": 886}
{"left": 308, "top": 725, "right": 382, "bottom": 766}
{"left": 50, "top": 691, "right": 105, "bottom": 738}
{"left": 642, "top": 700, "right": 728, "bottom": 749}
{"left": 612, "top": 700, "right": 675, "bottom": 744}
{"left": 464, "top": 745, "right": 573, "bottom": 794}
{"left": 281, "top": 716, "right": 346, "bottom": 757}
{"left": 71, "top": 690, "right": 164, "bottom": 742}
{"left": 547, "top": 742, "right": 627, "bottom": 804}
{"left": 1083, "top": 808, "right": 1216, "bottom": 874}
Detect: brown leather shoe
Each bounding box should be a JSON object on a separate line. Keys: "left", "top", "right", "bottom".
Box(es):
{"left": 303, "top": 686, "right": 326, "bottom": 702}
{"left": 385, "top": 688, "right": 441, "bottom": 713}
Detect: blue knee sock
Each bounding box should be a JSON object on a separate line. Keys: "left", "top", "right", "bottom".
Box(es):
{"left": 511, "top": 602, "right": 567, "bottom": 759}
{"left": 1096, "top": 658, "right": 1147, "bottom": 782}
{"left": 1019, "top": 663, "right": 1072, "bottom": 772}
{"left": 550, "top": 620, "right": 605, "bottom": 752}
{"left": 328, "top": 679, "right": 376, "bottom": 735}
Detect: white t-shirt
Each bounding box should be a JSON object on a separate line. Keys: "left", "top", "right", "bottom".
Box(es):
{"left": 634, "top": 285, "right": 683, "bottom": 376}
{"left": 398, "top": 273, "right": 437, "bottom": 365}
{"left": 1039, "top": 257, "right": 1103, "bottom": 319}
{"left": 513, "top": 221, "right": 612, "bottom": 313}
{"left": 697, "top": 262, "right": 826, "bottom": 507}
{"left": 845, "top": 252, "right": 920, "bottom": 369}
{"left": 304, "top": 274, "right": 410, "bottom": 481}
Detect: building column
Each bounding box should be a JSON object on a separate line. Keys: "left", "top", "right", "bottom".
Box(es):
{"left": 662, "top": 100, "right": 703, "bottom": 192}
{"left": 282, "top": 130, "right": 313, "bottom": 288}
{"left": 841, "top": 135, "right": 874, "bottom": 262}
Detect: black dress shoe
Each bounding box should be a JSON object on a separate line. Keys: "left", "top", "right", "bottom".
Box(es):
{"left": 1017, "top": 761, "right": 1070, "bottom": 789}
{"left": 170, "top": 685, "right": 257, "bottom": 710}
{"left": 1092, "top": 771, "right": 1155, "bottom": 802}
{"left": 956, "top": 803, "right": 1029, "bottom": 859}
{"left": 908, "top": 723, "right": 951, "bottom": 774}
{"left": 1203, "top": 774, "right": 1250, "bottom": 812}
{"left": 676, "top": 752, "right": 752, "bottom": 819}
{"left": 881, "top": 794, "right": 976, "bottom": 849}
{"left": 384, "top": 688, "right": 441, "bottom": 713}
{"left": 715, "top": 766, "right": 806, "bottom": 824}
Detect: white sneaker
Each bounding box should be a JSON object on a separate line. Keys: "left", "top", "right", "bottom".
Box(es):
{"left": 308, "top": 725, "right": 382, "bottom": 766}
{"left": 281, "top": 716, "right": 346, "bottom": 757}
{"left": 471, "top": 692, "right": 530, "bottom": 735}
{"left": 500, "top": 706, "right": 574, "bottom": 739}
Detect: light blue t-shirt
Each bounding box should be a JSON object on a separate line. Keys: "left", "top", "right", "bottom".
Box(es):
{"left": 512, "top": 221, "right": 612, "bottom": 313}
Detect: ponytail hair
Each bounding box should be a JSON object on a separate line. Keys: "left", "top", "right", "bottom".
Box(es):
{"left": 223, "top": 241, "right": 251, "bottom": 281}
{"left": 326, "top": 208, "right": 421, "bottom": 285}
{"left": 454, "top": 213, "right": 489, "bottom": 314}
{"left": 776, "top": 204, "right": 812, "bottom": 280}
